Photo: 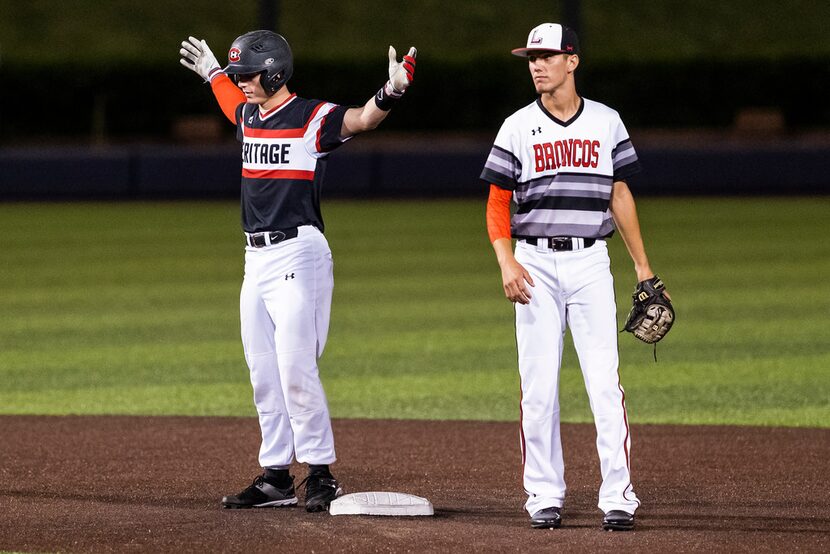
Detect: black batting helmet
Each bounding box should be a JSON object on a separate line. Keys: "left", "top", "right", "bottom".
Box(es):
{"left": 224, "top": 30, "right": 293, "bottom": 95}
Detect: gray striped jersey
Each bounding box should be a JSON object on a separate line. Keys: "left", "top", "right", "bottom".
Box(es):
{"left": 480, "top": 97, "right": 641, "bottom": 239}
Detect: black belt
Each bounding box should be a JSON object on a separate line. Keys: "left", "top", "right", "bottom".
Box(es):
{"left": 523, "top": 237, "right": 595, "bottom": 251}
{"left": 245, "top": 227, "right": 299, "bottom": 248}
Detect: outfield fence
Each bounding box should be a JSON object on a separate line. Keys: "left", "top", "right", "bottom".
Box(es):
{"left": 1, "top": 136, "right": 828, "bottom": 199}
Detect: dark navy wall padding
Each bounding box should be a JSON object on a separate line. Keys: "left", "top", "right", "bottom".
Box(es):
{"left": 134, "top": 145, "right": 241, "bottom": 197}
{"left": 636, "top": 146, "right": 830, "bottom": 195}
{"left": 0, "top": 142, "right": 827, "bottom": 199}
{"left": 0, "top": 148, "right": 131, "bottom": 198}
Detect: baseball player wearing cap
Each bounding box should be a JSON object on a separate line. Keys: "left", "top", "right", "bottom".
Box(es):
{"left": 483, "top": 23, "right": 665, "bottom": 531}
{"left": 179, "top": 31, "right": 416, "bottom": 512}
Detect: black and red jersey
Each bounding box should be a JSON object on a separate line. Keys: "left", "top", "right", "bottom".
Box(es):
{"left": 233, "top": 94, "right": 351, "bottom": 233}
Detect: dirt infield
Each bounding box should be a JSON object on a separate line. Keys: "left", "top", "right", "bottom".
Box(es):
{"left": 1, "top": 416, "right": 828, "bottom": 553}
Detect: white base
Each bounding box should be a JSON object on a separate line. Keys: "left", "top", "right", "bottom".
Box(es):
{"left": 329, "top": 491, "right": 434, "bottom": 516}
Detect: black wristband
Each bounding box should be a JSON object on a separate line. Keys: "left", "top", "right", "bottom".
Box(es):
{"left": 374, "top": 81, "right": 402, "bottom": 111}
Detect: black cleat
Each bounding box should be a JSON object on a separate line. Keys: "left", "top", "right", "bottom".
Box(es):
{"left": 530, "top": 506, "right": 562, "bottom": 529}
{"left": 221, "top": 474, "right": 298, "bottom": 509}
{"left": 301, "top": 473, "right": 343, "bottom": 512}
{"left": 602, "top": 510, "right": 635, "bottom": 531}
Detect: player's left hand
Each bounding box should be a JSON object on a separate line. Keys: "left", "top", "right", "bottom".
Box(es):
{"left": 623, "top": 275, "right": 675, "bottom": 343}
{"left": 179, "top": 36, "right": 222, "bottom": 82}
{"left": 387, "top": 46, "right": 417, "bottom": 93}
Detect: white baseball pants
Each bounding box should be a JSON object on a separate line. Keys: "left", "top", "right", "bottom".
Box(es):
{"left": 240, "top": 225, "right": 336, "bottom": 468}
{"left": 514, "top": 239, "right": 640, "bottom": 516}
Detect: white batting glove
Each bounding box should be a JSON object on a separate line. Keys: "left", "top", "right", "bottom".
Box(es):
{"left": 375, "top": 45, "right": 416, "bottom": 111}
{"left": 179, "top": 36, "right": 222, "bottom": 82}
{"left": 387, "top": 45, "right": 417, "bottom": 94}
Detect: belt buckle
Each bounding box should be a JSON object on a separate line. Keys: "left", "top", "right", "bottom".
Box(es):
{"left": 253, "top": 233, "right": 266, "bottom": 248}
{"left": 551, "top": 237, "right": 571, "bottom": 251}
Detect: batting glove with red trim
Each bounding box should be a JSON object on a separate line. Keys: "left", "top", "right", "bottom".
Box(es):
{"left": 179, "top": 36, "right": 223, "bottom": 83}
{"left": 375, "top": 45, "right": 417, "bottom": 110}
{"left": 388, "top": 46, "right": 417, "bottom": 94}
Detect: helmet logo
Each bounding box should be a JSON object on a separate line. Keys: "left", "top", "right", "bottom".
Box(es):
{"left": 228, "top": 47, "right": 241, "bottom": 63}
{"left": 264, "top": 57, "right": 275, "bottom": 65}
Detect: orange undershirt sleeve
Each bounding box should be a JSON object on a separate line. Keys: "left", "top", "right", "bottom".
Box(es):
{"left": 209, "top": 74, "right": 246, "bottom": 124}
{"left": 486, "top": 184, "right": 513, "bottom": 243}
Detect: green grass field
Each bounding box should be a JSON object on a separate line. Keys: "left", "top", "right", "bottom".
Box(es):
{"left": 1, "top": 198, "right": 828, "bottom": 427}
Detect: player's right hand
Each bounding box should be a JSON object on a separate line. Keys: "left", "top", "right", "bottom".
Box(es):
{"left": 501, "top": 259, "right": 534, "bottom": 305}
{"left": 179, "top": 36, "right": 222, "bottom": 82}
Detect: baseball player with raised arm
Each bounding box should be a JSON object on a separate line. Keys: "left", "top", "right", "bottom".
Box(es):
{"left": 179, "top": 31, "right": 416, "bottom": 512}
{"left": 482, "top": 23, "right": 668, "bottom": 531}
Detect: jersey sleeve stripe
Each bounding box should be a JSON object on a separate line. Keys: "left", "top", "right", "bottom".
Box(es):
{"left": 490, "top": 144, "right": 522, "bottom": 168}
{"left": 611, "top": 138, "right": 641, "bottom": 181}
{"left": 315, "top": 114, "right": 328, "bottom": 153}
{"left": 304, "top": 102, "right": 330, "bottom": 131}
{"left": 611, "top": 139, "right": 636, "bottom": 166}
{"left": 613, "top": 160, "right": 642, "bottom": 182}
{"left": 613, "top": 150, "right": 637, "bottom": 169}
{"left": 303, "top": 102, "right": 338, "bottom": 155}
{"left": 480, "top": 167, "right": 516, "bottom": 190}
{"left": 480, "top": 145, "right": 522, "bottom": 188}
{"left": 485, "top": 155, "right": 515, "bottom": 174}
{"left": 612, "top": 144, "right": 636, "bottom": 165}
{"left": 242, "top": 168, "right": 315, "bottom": 181}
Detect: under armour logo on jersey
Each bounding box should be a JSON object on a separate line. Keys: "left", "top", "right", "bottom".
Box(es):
{"left": 248, "top": 116, "right": 254, "bottom": 124}
{"left": 531, "top": 127, "right": 542, "bottom": 135}
{"left": 285, "top": 273, "right": 295, "bottom": 280}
